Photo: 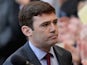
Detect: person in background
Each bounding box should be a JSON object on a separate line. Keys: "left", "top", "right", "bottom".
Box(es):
{"left": 77, "top": 0, "right": 87, "bottom": 11}
{"left": 15, "top": 0, "right": 40, "bottom": 9}
{"left": 78, "top": 25, "right": 87, "bottom": 65}
{"left": 3, "top": 1, "right": 73, "bottom": 65}
{"left": 65, "top": 17, "right": 82, "bottom": 65}
{"left": 0, "top": 0, "right": 41, "bottom": 64}
{"left": 57, "top": 16, "right": 70, "bottom": 44}
{"left": 15, "top": 0, "right": 30, "bottom": 9}
{"left": 0, "top": 0, "right": 26, "bottom": 64}
{"left": 60, "top": 0, "right": 84, "bottom": 17}
{"left": 82, "top": 60, "right": 87, "bottom": 65}
{"left": 58, "top": 0, "right": 68, "bottom": 17}
{"left": 63, "top": 32, "right": 81, "bottom": 65}
{"left": 68, "top": 17, "right": 82, "bottom": 40}
{"left": 57, "top": 17, "right": 82, "bottom": 65}
{"left": 58, "top": 0, "right": 67, "bottom": 7}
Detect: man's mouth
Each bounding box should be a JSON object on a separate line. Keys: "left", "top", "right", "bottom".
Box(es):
{"left": 49, "top": 34, "right": 58, "bottom": 39}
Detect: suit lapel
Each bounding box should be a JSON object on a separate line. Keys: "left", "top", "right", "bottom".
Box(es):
{"left": 54, "top": 46, "right": 73, "bottom": 65}
{"left": 22, "top": 42, "right": 41, "bottom": 65}
{"left": 53, "top": 46, "right": 66, "bottom": 65}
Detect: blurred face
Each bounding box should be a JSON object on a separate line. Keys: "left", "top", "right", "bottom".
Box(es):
{"left": 58, "top": 22, "right": 67, "bottom": 33}
{"left": 58, "top": 17, "right": 69, "bottom": 42}
{"left": 58, "top": 0, "right": 67, "bottom": 6}
{"left": 58, "top": 22, "right": 68, "bottom": 42}
{"left": 30, "top": 13, "right": 58, "bottom": 49}
{"left": 68, "top": 17, "right": 81, "bottom": 35}
{"left": 62, "top": 33, "right": 75, "bottom": 45}
{"left": 58, "top": 16, "right": 69, "bottom": 34}
{"left": 77, "top": 1, "right": 85, "bottom": 11}
{"left": 16, "top": 0, "right": 30, "bottom": 5}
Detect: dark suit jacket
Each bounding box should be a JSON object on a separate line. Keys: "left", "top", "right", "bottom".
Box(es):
{"left": 3, "top": 42, "right": 73, "bottom": 65}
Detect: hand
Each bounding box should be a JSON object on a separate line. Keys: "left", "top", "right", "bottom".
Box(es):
{"left": 79, "top": 41, "right": 87, "bottom": 60}
{"left": 64, "top": 43, "right": 81, "bottom": 65}
{"left": 82, "top": 60, "right": 87, "bottom": 65}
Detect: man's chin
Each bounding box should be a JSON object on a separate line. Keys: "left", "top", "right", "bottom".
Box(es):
{"left": 50, "top": 41, "right": 58, "bottom": 45}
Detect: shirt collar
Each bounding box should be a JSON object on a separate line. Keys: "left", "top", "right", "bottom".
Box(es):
{"left": 28, "top": 41, "right": 54, "bottom": 60}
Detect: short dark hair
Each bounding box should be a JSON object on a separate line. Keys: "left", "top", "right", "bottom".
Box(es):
{"left": 19, "top": 1, "right": 55, "bottom": 30}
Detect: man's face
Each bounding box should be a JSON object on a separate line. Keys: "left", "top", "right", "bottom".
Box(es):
{"left": 30, "top": 13, "right": 58, "bottom": 48}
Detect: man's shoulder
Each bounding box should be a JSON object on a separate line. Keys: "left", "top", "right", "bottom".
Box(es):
{"left": 3, "top": 42, "right": 28, "bottom": 65}
{"left": 3, "top": 51, "right": 22, "bottom": 65}
{"left": 53, "top": 45, "right": 73, "bottom": 65}
{"left": 53, "top": 45, "right": 72, "bottom": 56}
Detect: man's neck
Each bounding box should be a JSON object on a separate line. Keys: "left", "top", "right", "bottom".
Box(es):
{"left": 29, "top": 40, "right": 51, "bottom": 52}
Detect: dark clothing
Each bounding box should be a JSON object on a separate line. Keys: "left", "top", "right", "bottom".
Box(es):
{"left": 60, "top": 0, "right": 79, "bottom": 17}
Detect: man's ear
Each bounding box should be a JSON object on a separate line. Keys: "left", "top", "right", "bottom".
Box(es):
{"left": 21, "top": 26, "right": 32, "bottom": 37}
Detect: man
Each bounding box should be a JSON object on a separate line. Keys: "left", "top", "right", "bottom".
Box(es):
{"left": 3, "top": 1, "right": 73, "bottom": 65}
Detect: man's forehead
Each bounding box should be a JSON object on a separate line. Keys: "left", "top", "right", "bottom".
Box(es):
{"left": 33, "top": 13, "right": 57, "bottom": 21}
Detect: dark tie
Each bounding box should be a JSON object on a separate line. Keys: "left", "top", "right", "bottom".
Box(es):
{"left": 45, "top": 53, "right": 51, "bottom": 65}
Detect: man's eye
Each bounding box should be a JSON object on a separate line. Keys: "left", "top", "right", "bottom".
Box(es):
{"left": 53, "top": 19, "right": 58, "bottom": 25}
{"left": 42, "top": 22, "right": 50, "bottom": 27}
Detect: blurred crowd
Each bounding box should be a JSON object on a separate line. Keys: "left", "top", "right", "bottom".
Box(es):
{"left": 0, "top": 0, "right": 87, "bottom": 65}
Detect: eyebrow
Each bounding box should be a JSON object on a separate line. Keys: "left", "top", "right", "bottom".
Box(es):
{"left": 47, "top": 18, "right": 58, "bottom": 23}
{"left": 53, "top": 18, "right": 58, "bottom": 22}
{"left": 42, "top": 18, "right": 58, "bottom": 24}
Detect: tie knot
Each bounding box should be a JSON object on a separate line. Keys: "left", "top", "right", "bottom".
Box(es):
{"left": 45, "top": 53, "right": 51, "bottom": 59}
{"left": 44, "top": 53, "right": 53, "bottom": 59}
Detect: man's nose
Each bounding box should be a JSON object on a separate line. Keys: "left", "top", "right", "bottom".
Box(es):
{"left": 50, "top": 24, "right": 57, "bottom": 33}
